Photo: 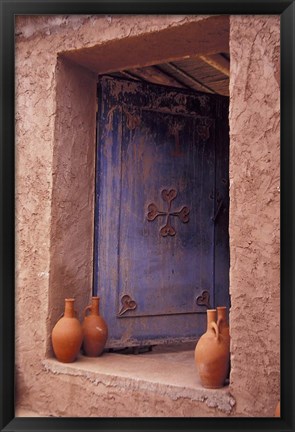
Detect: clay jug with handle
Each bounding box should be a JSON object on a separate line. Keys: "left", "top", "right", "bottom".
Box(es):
{"left": 217, "top": 306, "right": 230, "bottom": 349}
{"left": 195, "top": 309, "right": 229, "bottom": 389}
{"left": 82, "top": 296, "right": 108, "bottom": 357}
{"left": 51, "top": 298, "right": 83, "bottom": 363}
{"left": 217, "top": 306, "right": 230, "bottom": 379}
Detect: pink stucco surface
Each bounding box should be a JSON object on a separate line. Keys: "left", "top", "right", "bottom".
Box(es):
{"left": 229, "top": 15, "right": 280, "bottom": 416}
{"left": 15, "top": 14, "right": 279, "bottom": 417}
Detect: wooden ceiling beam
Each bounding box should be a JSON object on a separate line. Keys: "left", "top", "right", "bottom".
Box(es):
{"left": 125, "top": 66, "right": 186, "bottom": 89}
{"left": 166, "top": 62, "right": 215, "bottom": 94}
{"left": 199, "top": 54, "right": 230, "bottom": 77}
{"left": 117, "top": 70, "right": 141, "bottom": 80}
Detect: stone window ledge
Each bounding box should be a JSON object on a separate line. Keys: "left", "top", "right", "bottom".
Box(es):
{"left": 42, "top": 344, "right": 235, "bottom": 415}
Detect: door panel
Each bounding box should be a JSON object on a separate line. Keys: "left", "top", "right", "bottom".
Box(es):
{"left": 94, "top": 76, "right": 229, "bottom": 348}
{"left": 119, "top": 110, "right": 215, "bottom": 317}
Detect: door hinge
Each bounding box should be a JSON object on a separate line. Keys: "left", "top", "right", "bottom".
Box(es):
{"left": 118, "top": 294, "right": 137, "bottom": 316}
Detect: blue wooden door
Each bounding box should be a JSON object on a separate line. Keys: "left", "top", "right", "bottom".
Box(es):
{"left": 94, "top": 76, "right": 229, "bottom": 348}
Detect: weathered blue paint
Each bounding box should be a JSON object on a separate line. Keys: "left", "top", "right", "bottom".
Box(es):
{"left": 94, "top": 76, "right": 229, "bottom": 348}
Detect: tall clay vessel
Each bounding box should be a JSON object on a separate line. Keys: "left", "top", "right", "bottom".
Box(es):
{"left": 217, "top": 306, "right": 230, "bottom": 378}
{"left": 217, "top": 306, "right": 230, "bottom": 348}
{"left": 82, "top": 296, "right": 108, "bottom": 357}
{"left": 51, "top": 298, "right": 83, "bottom": 363}
{"left": 195, "top": 309, "right": 229, "bottom": 389}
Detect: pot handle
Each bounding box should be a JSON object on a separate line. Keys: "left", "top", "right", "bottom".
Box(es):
{"left": 83, "top": 305, "right": 92, "bottom": 318}
{"left": 210, "top": 321, "right": 220, "bottom": 340}
{"left": 217, "top": 317, "right": 224, "bottom": 329}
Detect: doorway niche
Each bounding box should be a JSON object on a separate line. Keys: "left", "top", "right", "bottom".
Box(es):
{"left": 47, "top": 15, "right": 230, "bottom": 354}
{"left": 42, "top": 16, "right": 235, "bottom": 417}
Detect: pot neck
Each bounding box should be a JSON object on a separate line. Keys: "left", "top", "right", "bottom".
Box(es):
{"left": 217, "top": 306, "right": 228, "bottom": 325}
{"left": 207, "top": 309, "right": 217, "bottom": 329}
{"left": 90, "top": 297, "right": 100, "bottom": 315}
{"left": 64, "top": 299, "right": 75, "bottom": 318}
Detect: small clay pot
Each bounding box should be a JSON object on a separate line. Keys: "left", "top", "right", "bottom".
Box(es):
{"left": 274, "top": 401, "right": 280, "bottom": 417}
{"left": 82, "top": 297, "right": 108, "bottom": 357}
{"left": 51, "top": 298, "right": 83, "bottom": 363}
{"left": 195, "top": 309, "right": 229, "bottom": 389}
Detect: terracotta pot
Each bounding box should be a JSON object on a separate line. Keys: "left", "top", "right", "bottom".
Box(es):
{"left": 51, "top": 298, "right": 83, "bottom": 363}
{"left": 217, "top": 306, "right": 230, "bottom": 349}
{"left": 195, "top": 309, "right": 229, "bottom": 389}
{"left": 274, "top": 401, "right": 280, "bottom": 417}
{"left": 82, "top": 296, "right": 108, "bottom": 357}
{"left": 217, "top": 306, "right": 230, "bottom": 379}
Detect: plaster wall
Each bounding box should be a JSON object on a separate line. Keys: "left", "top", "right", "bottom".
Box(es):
{"left": 229, "top": 16, "right": 280, "bottom": 416}
{"left": 15, "top": 14, "right": 279, "bottom": 417}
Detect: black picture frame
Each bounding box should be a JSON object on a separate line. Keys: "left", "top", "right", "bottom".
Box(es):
{"left": 0, "top": 1, "right": 294, "bottom": 431}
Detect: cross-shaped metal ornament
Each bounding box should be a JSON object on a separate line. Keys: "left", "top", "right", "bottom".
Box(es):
{"left": 147, "top": 189, "right": 190, "bottom": 237}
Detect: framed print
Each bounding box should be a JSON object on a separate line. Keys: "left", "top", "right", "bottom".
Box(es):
{"left": 1, "top": 1, "right": 294, "bottom": 431}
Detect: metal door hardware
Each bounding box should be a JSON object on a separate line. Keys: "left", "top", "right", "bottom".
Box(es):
{"left": 118, "top": 294, "right": 137, "bottom": 316}
{"left": 196, "top": 290, "right": 211, "bottom": 308}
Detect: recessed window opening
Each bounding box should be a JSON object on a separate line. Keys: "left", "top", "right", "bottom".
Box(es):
{"left": 93, "top": 49, "right": 230, "bottom": 352}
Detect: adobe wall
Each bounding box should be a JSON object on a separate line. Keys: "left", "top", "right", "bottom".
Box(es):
{"left": 15, "top": 14, "right": 280, "bottom": 417}
{"left": 229, "top": 16, "right": 280, "bottom": 416}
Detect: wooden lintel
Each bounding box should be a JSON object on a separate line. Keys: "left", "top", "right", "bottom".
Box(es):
{"left": 62, "top": 16, "right": 229, "bottom": 75}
